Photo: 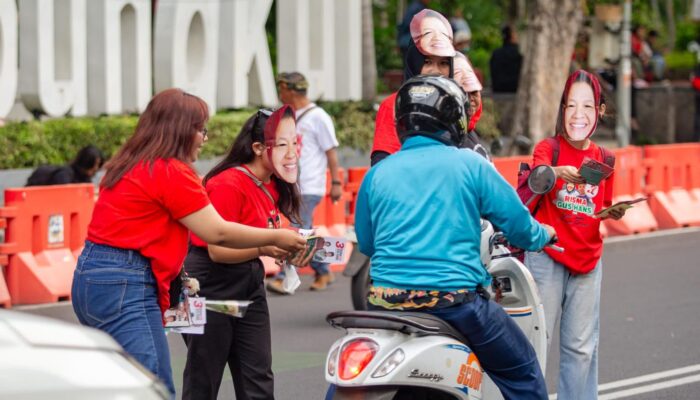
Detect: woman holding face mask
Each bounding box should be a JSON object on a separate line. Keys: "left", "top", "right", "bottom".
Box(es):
{"left": 182, "top": 106, "right": 304, "bottom": 400}
{"left": 525, "top": 70, "right": 624, "bottom": 400}
{"left": 371, "top": 9, "right": 484, "bottom": 165}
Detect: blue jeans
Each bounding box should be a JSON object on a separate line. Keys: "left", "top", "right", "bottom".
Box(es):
{"left": 276, "top": 194, "right": 329, "bottom": 278}
{"left": 423, "top": 295, "right": 548, "bottom": 400}
{"left": 71, "top": 241, "right": 175, "bottom": 397}
{"left": 525, "top": 252, "right": 602, "bottom": 400}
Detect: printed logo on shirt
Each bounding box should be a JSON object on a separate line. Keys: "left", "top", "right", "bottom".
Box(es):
{"left": 554, "top": 182, "right": 599, "bottom": 216}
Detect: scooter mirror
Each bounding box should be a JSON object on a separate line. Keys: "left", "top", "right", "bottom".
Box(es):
{"left": 527, "top": 165, "right": 556, "bottom": 195}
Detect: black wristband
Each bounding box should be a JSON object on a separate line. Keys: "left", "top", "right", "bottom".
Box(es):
{"left": 332, "top": 180, "right": 342, "bottom": 185}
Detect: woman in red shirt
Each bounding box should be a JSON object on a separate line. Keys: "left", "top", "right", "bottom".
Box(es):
{"left": 371, "top": 9, "right": 484, "bottom": 165}
{"left": 181, "top": 106, "right": 302, "bottom": 400}
{"left": 70, "top": 89, "right": 305, "bottom": 397}
{"left": 525, "top": 70, "right": 624, "bottom": 399}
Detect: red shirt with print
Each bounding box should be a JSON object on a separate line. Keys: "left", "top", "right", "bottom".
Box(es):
{"left": 191, "top": 166, "right": 280, "bottom": 248}
{"left": 372, "top": 93, "right": 401, "bottom": 155}
{"left": 531, "top": 135, "right": 615, "bottom": 274}
{"left": 87, "top": 159, "right": 210, "bottom": 313}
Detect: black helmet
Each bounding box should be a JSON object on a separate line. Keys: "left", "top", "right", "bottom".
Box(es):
{"left": 395, "top": 75, "right": 469, "bottom": 146}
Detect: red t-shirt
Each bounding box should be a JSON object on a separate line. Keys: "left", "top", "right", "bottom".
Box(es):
{"left": 371, "top": 92, "right": 483, "bottom": 155}
{"left": 531, "top": 136, "right": 615, "bottom": 274}
{"left": 371, "top": 93, "right": 401, "bottom": 155}
{"left": 191, "top": 166, "right": 280, "bottom": 248}
{"left": 87, "top": 159, "right": 210, "bottom": 313}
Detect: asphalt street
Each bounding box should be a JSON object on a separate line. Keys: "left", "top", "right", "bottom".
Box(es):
{"left": 17, "top": 228, "right": 700, "bottom": 399}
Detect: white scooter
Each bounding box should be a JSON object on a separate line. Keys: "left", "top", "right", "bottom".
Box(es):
{"left": 324, "top": 165, "right": 559, "bottom": 400}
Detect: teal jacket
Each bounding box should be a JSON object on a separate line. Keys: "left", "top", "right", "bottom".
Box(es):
{"left": 355, "top": 135, "right": 551, "bottom": 291}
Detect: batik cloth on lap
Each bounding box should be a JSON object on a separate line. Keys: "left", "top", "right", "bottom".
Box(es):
{"left": 368, "top": 286, "right": 472, "bottom": 310}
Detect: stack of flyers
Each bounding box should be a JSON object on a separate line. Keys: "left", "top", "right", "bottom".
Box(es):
{"left": 311, "top": 237, "right": 348, "bottom": 263}
{"left": 165, "top": 296, "right": 207, "bottom": 334}
{"left": 205, "top": 300, "right": 252, "bottom": 318}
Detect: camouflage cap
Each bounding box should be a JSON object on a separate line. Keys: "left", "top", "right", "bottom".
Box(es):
{"left": 276, "top": 72, "right": 309, "bottom": 92}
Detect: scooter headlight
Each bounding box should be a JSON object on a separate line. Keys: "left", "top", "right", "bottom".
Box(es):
{"left": 327, "top": 345, "right": 340, "bottom": 376}
{"left": 338, "top": 338, "right": 379, "bottom": 380}
{"left": 371, "top": 348, "right": 405, "bottom": 378}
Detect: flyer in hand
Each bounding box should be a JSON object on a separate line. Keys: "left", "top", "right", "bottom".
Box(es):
{"left": 311, "top": 237, "right": 348, "bottom": 263}
{"left": 165, "top": 296, "right": 207, "bottom": 334}
{"left": 578, "top": 157, "right": 614, "bottom": 185}
{"left": 595, "top": 197, "right": 647, "bottom": 219}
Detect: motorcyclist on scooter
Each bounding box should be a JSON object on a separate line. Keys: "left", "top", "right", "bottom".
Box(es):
{"left": 354, "top": 75, "right": 556, "bottom": 400}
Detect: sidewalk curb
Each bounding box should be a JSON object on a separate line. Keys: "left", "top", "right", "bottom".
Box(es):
{"left": 604, "top": 227, "right": 700, "bottom": 245}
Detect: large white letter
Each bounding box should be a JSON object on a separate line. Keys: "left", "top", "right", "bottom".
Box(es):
{"left": 333, "top": 0, "right": 361, "bottom": 100}
{"left": 154, "top": 0, "right": 219, "bottom": 113}
{"left": 277, "top": 0, "right": 334, "bottom": 101}
{"left": 87, "top": 0, "right": 152, "bottom": 115}
{"left": 217, "top": 0, "right": 276, "bottom": 108}
{"left": 19, "top": 0, "right": 87, "bottom": 117}
{"left": 277, "top": 0, "right": 361, "bottom": 101}
{"left": 0, "top": 0, "right": 18, "bottom": 118}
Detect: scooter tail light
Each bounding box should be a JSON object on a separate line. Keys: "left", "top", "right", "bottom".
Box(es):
{"left": 338, "top": 338, "right": 379, "bottom": 380}
{"left": 327, "top": 346, "right": 340, "bottom": 376}
{"left": 371, "top": 348, "right": 405, "bottom": 378}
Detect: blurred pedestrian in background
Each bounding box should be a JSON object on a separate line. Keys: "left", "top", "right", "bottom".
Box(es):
{"left": 26, "top": 145, "right": 105, "bottom": 186}
{"left": 490, "top": 25, "right": 522, "bottom": 93}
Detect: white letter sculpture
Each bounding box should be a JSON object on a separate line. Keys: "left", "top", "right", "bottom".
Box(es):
{"left": 19, "top": 0, "right": 87, "bottom": 117}
{"left": 87, "top": 0, "right": 152, "bottom": 115}
{"left": 154, "top": 0, "right": 220, "bottom": 114}
{"left": 0, "top": 0, "right": 18, "bottom": 118}
{"left": 276, "top": 0, "right": 361, "bottom": 101}
{"left": 218, "top": 0, "right": 277, "bottom": 108}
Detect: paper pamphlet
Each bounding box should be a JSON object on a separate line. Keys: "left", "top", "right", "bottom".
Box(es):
{"left": 578, "top": 157, "right": 614, "bottom": 185}
{"left": 595, "top": 197, "right": 647, "bottom": 219}
{"left": 166, "top": 296, "right": 207, "bottom": 334}
{"left": 311, "top": 237, "right": 348, "bottom": 263}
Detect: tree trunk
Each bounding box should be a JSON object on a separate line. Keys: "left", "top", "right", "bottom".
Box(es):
{"left": 361, "top": 0, "right": 377, "bottom": 100}
{"left": 665, "top": 0, "right": 676, "bottom": 52}
{"left": 509, "top": 0, "right": 583, "bottom": 151}
{"left": 650, "top": 0, "right": 663, "bottom": 31}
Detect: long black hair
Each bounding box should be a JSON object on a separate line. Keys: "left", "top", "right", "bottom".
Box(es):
{"left": 204, "top": 108, "right": 301, "bottom": 224}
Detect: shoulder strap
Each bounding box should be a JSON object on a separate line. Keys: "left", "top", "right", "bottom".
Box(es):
{"left": 234, "top": 166, "right": 275, "bottom": 205}
{"left": 599, "top": 146, "right": 616, "bottom": 169}
{"left": 295, "top": 105, "right": 318, "bottom": 124}
{"left": 545, "top": 137, "right": 560, "bottom": 166}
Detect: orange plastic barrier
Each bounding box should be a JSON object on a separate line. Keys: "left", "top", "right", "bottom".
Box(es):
{"left": 0, "top": 184, "right": 95, "bottom": 305}
{"left": 492, "top": 156, "right": 531, "bottom": 188}
{"left": 0, "top": 217, "right": 11, "bottom": 308}
{"left": 643, "top": 144, "right": 700, "bottom": 229}
{"left": 345, "top": 167, "right": 369, "bottom": 226}
{"left": 604, "top": 147, "right": 658, "bottom": 235}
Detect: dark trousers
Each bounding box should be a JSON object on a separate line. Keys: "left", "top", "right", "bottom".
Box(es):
{"left": 182, "top": 247, "right": 274, "bottom": 400}
{"left": 425, "top": 295, "right": 547, "bottom": 400}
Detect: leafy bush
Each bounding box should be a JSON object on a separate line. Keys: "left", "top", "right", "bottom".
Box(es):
{"left": 0, "top": 103, "right": 378, "bottom": 169}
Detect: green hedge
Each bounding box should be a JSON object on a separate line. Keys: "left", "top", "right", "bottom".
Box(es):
{"left": 0, "top": 98, "right": 503, "bottom": 170}
{"left": 0, "top": 102, "right": 378, "bottom": 169}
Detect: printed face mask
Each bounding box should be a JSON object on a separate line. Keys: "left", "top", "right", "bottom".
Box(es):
{"left": 254, "top": 106, "right": 299, "bottom": 183}
{"left": 563, "top": 82, "right": 598, "bottom": 141}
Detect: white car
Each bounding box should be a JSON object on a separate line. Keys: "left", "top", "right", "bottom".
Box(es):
{"left": 0, "top": 310, "right": 169, "bottom": 400}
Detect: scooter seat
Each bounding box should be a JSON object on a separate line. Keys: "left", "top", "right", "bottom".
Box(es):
{"left": 327, "top": 310, "right": 470, "bottom": 345}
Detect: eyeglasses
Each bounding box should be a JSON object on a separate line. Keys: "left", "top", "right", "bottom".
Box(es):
{"left": 201, "top": 128, "right": 208, "bottom": 139}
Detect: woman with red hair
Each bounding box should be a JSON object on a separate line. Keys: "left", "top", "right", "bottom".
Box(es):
{"left": 71, "top": 89, "right": 305, "bottom": 396}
